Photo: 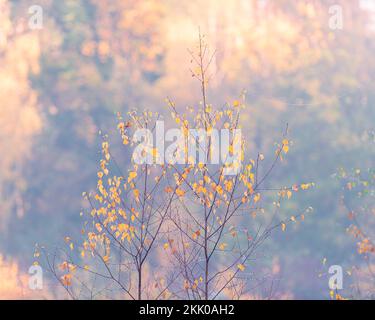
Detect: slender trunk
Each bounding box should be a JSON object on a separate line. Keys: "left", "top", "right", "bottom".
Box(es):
{"left": 204, "top": 256, "right": 209, "bottom": 299}
{"left": 199, "top": 31, "right": 209, "bottom": 300}
{"left": 138, "top": 265, "right": 142, "bottom": 300}
{"left": 204, "top": 214, "right": 209, "bottom": 300}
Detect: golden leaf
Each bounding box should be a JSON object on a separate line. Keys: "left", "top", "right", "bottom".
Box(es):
{"left": 281, "top": 223, "right": 286, "bottom": 232}
{"left": 61, "top": 274, "right": 72, "bottom": 286}
{"left": 176, "top": 188, "right": 185, "bottom": 197}
{"left": 237, "top": 264, "right": 245, "bottom": 271}
{"left": 219, "top": 243, "right": 227, "bottom": 250}
{"left": 253, "top": 193, "right": 261, "bottom": 203}
{"left": 128, "top": 171, "right": 137, "bottom": 183}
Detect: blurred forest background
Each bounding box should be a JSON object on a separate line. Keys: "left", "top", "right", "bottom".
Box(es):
{"left": 0, "top": 0, "right": 374, "bottom": 299}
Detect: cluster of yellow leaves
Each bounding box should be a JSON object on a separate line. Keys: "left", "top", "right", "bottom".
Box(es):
{"left": 183, "top": 277, "right": 203, "bottom": 290}
{"left": 67, "top": 73, "right": 314, "bottom": 296}
{"left": 279, "top": 189, "right": 293, "bottom": 199}
{"left": 78, "top": 115, "right": 167, "bottom": 272}
{"left": 358, "top": 238, "right": 375, "bottom": 255}
{"left": 59, "top": 261, "right": 77, "bottom": 273}
{"left": 279, "top": 207, "right": 312, "bottom": 232}
{"left": 282, "top": 139, "right": 289, "bottom": 154}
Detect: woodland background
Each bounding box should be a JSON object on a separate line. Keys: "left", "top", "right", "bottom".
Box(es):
{"left": 0, "top": 0, "right": 374, "bottom": 299}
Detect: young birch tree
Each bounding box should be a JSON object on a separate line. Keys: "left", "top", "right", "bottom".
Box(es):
{"left": 41, "top": 34, "right": 313, "bottom": 300}
{"left": 158, "top": 33, "right": 313, "bottom": 300}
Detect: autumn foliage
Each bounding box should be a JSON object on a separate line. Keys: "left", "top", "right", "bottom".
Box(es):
{"left": 1, "top": 0, "right": 375, "bottom": 300}
{"left": 39, "top": 36, "right": 316, "bottom": 300}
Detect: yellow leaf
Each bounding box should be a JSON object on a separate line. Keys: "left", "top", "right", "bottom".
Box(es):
{"left": 183, "top": 280, "right": 190, "bottom": 289}
{"left": 233, "top": 100, "right": 240, "bottom": 107}
{"left": 281, "top": 223, "right": 286, "bottom": 232}
{"left": 164, "top": 187, "right": 173, "bottom": 193}
{"left": 128, "top": 171, "right": 137, "bottom": 183}
{"left": 192, "top": 230, "right": 201, "bottom": 239}
{"left": 219, "top": 243, "right": 227, "bottom": 250}
{"left": 176, "top": 188, "right": 185, "bottom": 197}
{"left": 224, "top": 180, "right": 233, "bottom": 192}
{"left": 253, "top": 193, "right": 261, "bottom": 203}
{"left": 59, "top": 261, "right": 69, "bottom": 271}
{"left": 216, "top": 185, "right": 223, "bottom": 195}
{"left": 118, "top": 223, "right": 129, "bottom": 232}
{"left": 237, "top": 264, "right": 245, "bottom": 271}
{"left": 95, "top": 223, "right": 102, "bottom": 232}
{"left": 301, "top": 183, "right": 311, "bottom": 190}
{"left": 123, "top": 136, "right": 129, "bottom": 145}
{"left": 133, "top": 189, "right": 140, "bottom": 200}
{"left": 152, "top": 148, "right": 158, "bottom": 158}
{"left": 69, "top": 264, "right": 77, "bottom": 272}
{"left": 61, "top": 274, "right": 72, "bottom": 286}
{"left": 282, "top": 145, "right": 289, "bottom": 154}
